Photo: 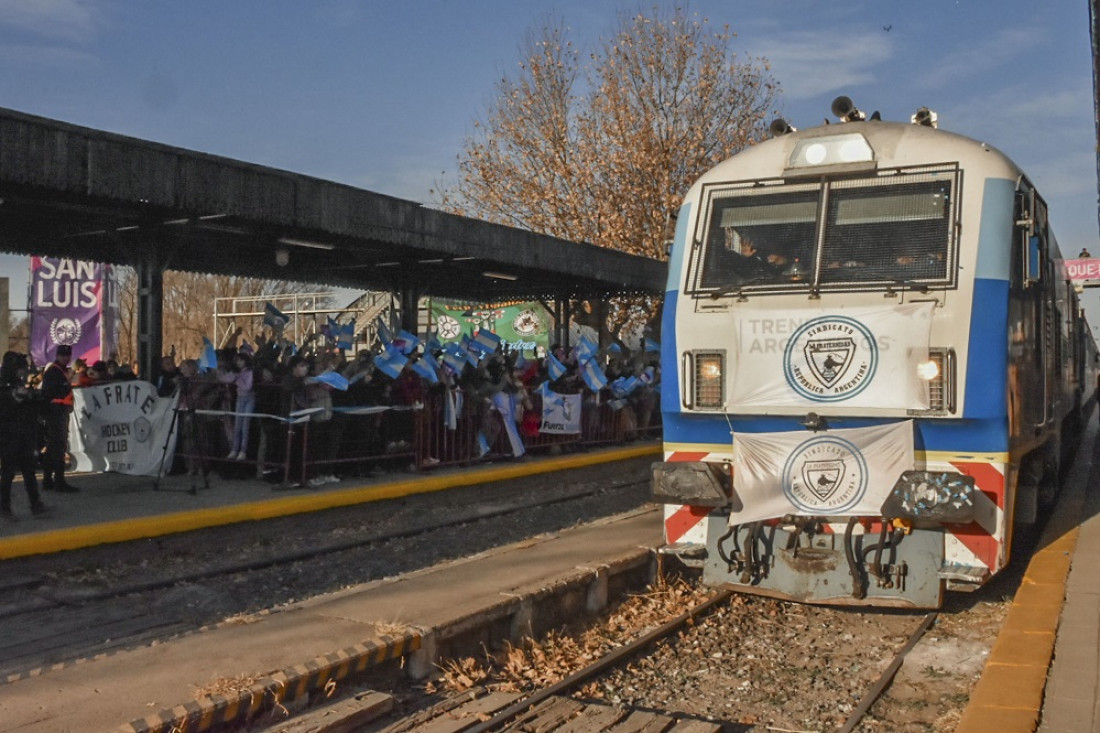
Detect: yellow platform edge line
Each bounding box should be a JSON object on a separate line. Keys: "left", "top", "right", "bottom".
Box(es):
{"left": 0, "top": 443, "right": 661, "bottom": 560}
{"left": 955, "top": 523, "right": 1082, "bottom": 732}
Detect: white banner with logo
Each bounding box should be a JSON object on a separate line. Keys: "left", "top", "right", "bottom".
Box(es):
{"left": 730, "top": 421, "right": 914, "bottom": 524}
{"left": 540, "top": 388, "right": 582, "bottom": 434}
{"left": 69, "top": 381, "right": 180, "bottom": 476}
{"left": 728, "top": 303, "right": 934, "bottom": 410}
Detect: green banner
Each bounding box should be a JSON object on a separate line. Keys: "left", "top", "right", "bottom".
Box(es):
{"left": 430, "top": 300, "right": 550, "bottom": 354}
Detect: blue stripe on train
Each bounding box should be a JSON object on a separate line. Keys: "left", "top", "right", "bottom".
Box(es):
{"left": 659, "top": 202, "right": 690, "bottom": 416}
{"left": 661, "top": 413, "right": 1007, "bottom": 453}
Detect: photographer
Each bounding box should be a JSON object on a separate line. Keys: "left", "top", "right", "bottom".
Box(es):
{"left": 0, "top": 352, "right": 47, "bottom": 519}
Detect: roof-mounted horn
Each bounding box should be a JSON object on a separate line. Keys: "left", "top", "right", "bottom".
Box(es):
{"left": 911, "top": 107, "right": 938, "bottom": 128}
{"left": 831, "top": 96, "right": 865, "bottom": 122}
{"left": 769, "top": 118, "right": 797, "bottom": 137}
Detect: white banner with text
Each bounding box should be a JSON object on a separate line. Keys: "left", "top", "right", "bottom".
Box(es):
{"left": 70, "top": 381, "right": 179, "bottom": 476}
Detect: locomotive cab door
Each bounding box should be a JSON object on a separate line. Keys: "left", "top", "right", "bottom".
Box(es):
{"left": 1012, "top": 187, "right": 1053, "bottom": 437}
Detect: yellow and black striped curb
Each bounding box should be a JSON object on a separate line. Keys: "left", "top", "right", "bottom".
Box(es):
{"left": 119, "top": 630, "right": 422, "bottom": 733}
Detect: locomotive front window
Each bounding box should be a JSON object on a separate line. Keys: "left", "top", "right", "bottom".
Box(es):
{"left": 691, "top": 166, "right": 958, "bottom": 296}
{"left": 818, "top": 176, "right": 953, "bottom": 286}
{"left": 697, "top": 185, "right": 820, "bottom": 290}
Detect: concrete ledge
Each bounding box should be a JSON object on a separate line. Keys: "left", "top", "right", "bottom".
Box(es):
{"left": 120, "top": 632, "right": 421, "bottom": 733}
{"left": 119, "top": 546, "right": 659, "bottom": 733}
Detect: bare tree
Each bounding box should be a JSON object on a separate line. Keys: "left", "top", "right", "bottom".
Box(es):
{"left": 438, "top": 5, "right": 778, "bottom": 260}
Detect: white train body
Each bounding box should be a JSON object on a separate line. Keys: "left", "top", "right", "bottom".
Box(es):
{"left": 653, "top": 105, "right": 1097, "bottom": 607}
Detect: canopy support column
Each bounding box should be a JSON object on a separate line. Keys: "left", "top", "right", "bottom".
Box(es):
{"left": 136, "top": 253, "right": 164, "bottom": 381}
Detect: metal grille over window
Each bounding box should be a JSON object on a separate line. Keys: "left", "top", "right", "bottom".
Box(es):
{"left": 819, "top": 173, "right": 954, "bottom": 287}
{"left": 694, "top": 352, "right": 725, "bottom": 409}
{"left": 690, "top": 166, "right": 959, "bottom": 297}
{"left": 695, "top": 182, "right": 820, "bottom": 293}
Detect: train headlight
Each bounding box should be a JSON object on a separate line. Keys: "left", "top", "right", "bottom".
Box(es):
{"left": 694, "top": 352, "right": 725, "bottom": 409}
{"left": 916, "top": 359, "right": 940, "bottom": 380}
{"left": 909, "top": 348, "right": 956, "bottom": 414}
{"left": 789, "top": 133, "right": 874, "bottom": 169}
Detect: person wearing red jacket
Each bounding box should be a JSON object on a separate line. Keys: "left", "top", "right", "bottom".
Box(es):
{"left": 39, "top": 344, "right": 78, "bottom": 493}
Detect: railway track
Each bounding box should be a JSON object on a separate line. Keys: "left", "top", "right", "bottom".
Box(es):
{"left": 0, "top": 470, "right": 651, "bottom": 682}
{"left": 275, "top": 591, "right": 940, "bottom": 733}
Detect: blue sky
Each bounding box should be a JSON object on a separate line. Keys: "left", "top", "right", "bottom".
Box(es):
{"left": 1, "top": 0, "right": 1096, "bottom": 310}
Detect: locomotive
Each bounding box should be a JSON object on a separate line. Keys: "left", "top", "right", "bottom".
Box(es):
{"left": 652, "top": 97, "right": 1099, "bottom": 607}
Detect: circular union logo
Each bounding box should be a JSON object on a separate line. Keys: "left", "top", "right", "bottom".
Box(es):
{"left": 781, "top": 436, "right": 868, "bottom": 514}
{"left": 133, "top": 417, "right": 152, "bottom": 443}
{"left": 437, "top": 315, "right": 462, "bottom": 339}
{"left": 512, "top": 309, "right": 541, "bottom": 336}
{"left": 49, "top": 317, "right": 82, "bottom": 346}
{"left": 783, "top": 315, "right": 877, "bottom": 402}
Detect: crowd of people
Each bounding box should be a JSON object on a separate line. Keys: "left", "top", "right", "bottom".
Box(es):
{"left": 0, "top": 344, "right": 84, "bottom": 521}
{"left": 0, "top": 327, "right": 661, "bottom": 514}
{"left": 163, "top": 328, "right": 661, "bottom": 489}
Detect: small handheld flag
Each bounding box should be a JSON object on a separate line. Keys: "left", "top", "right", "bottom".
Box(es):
{"left": 337, "top": 320, "right": 355, "bottom": 350}
{"left": 311, "top": 371, "right": 350, "bottom": 391}
{"left": 547, "top": 352, "right": 567, "bottom": 381}
{"left": 263, "top": 303, "right": 290, "bottom": 329}
{"left": 373, "top": 346, "right": 408, "bottom": 379}
{"left": 470, "top": 329, "right": 502, "bottom": 355}
{"left": 375, "top": 316, "right": 393, "bottom": 345}
{"left": 574, "top": 336, "right": 598, "bottom": 363}
{"left": 394, "top": 329, "right": 421, "bottom": 355}
{"left": 199, "top": 337, "right": 218, "bottom": 373}
{"left": 581, "top": 358, "right": 608, "bottom": 392}
{"left": 411, "top": 357, "right": 440, "bottom": 385}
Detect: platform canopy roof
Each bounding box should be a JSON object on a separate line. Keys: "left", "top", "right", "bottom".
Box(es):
{"left": 0, "top": 107, "right": 666, "bottom": 302}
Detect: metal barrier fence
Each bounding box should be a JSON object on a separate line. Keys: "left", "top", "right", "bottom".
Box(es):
{"left": 170, "top": 382, "right": 661, "bottom": 487}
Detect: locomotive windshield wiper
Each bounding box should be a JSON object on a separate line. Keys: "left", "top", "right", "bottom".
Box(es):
{"left": 884, "top": 278, "right": 931, "bottom": 297}
{"left": 710, "top": 274, "right": 777, "bottom": 299}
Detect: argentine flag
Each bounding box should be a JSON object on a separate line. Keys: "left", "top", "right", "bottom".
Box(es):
{"left": 581, "top": 358, "right": 608, "bottom": 392}
{"left": 376, "top": 316, "right": 393, "bottom": 345}
{"left": 373, "top": 345, "right": 408, "bottom": 379}
{"left": 337, "top": 320, "right": 356, "bottom": 350}
{"left": 547, "top": 352, "right": 567, "bottom": 381}
{"left": 394, "top": 329, "right": 421, "bottom": 355}
{"left": 470, "top": 329, "right": 502, "bottom": 355}
{"left": 263, "top": 303, "right": 290, "bottom": 329}
{"left": 198, "top": 337, "right": 218, "bottom": 373}
{"left": 311, "top": 370, "right": 349, "bottom": 391}
{"left": 442, "top": 344, "right": 467, "bottom": 375}
{"left": 574, "top": 336, "right": 598, "bottom": 363}
{"left": 411, "top": 356, "right": 440, "bottom": 385}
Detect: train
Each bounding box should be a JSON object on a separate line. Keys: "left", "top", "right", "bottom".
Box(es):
{"left": 651, "top": 96, "right": 1099, "bottom": 608}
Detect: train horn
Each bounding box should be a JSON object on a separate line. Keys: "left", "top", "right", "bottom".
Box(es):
{"left": 831, "top": 95, "right": 865, "bottom": 122}
{"left": 768, "top": 118, "right": 796, "bottom": 137}
{"left": 911, "top": 107, "right": 938, "bottom": 128}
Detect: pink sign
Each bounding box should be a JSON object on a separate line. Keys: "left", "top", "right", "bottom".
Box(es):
{"left": 1066, "top": 258, "right": 1100, "bottom": 282}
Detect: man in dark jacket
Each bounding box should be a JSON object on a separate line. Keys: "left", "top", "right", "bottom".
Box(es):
{"left": 0, "top": 352, "right": 47, "bottom": 518}
{"left": 39, "top": 344, "right": 78, "bottom": 492}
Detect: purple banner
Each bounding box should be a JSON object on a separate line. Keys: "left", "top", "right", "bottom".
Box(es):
{"left": 29, "top": 257, "right": 104, "bottom": 366}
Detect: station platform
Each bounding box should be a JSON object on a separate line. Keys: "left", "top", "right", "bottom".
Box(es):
{"left": 0, "top": 442, "right": 661, "bottom": 561}
{"left": 0, "top": 442, "right": 664, "bottom": 732}
{"left": 958, "top": 416, "right": 1100, "bottom": 733}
